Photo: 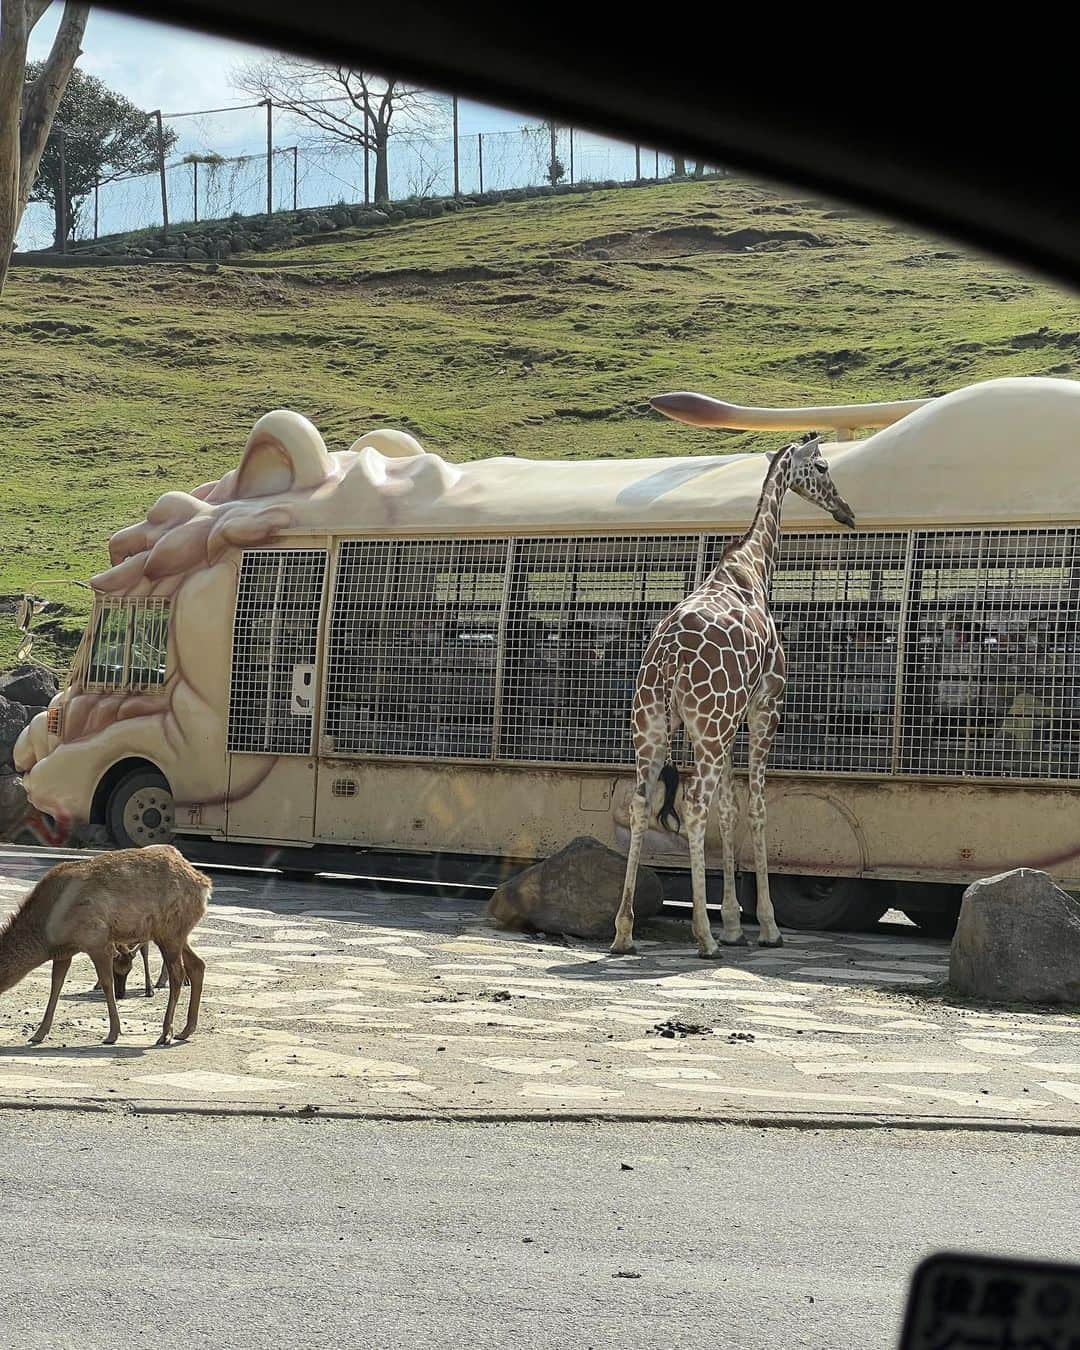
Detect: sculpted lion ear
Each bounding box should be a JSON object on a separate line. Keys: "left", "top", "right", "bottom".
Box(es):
{"left": 235, "top": 411, "right": 332, "bottom": 499}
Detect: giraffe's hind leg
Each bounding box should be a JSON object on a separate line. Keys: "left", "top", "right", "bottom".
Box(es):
{"left": 746, "top": 684, "right": 784, "bottom": 948}
{"left": 682, "top": 753, "right": 724, "bottom": 959}
{"left": 611, "top": 747, "right": 667, "bottom": 956}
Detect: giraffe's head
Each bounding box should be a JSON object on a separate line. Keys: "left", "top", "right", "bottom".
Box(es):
{"left": 768, "top": 431, "right": 856, "bottom": 529}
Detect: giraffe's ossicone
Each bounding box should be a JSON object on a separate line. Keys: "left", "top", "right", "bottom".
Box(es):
{"left": 611, "top": 414, "right": 855, "bottom": 958}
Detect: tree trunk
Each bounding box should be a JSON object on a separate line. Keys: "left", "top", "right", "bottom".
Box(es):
{"left": 672, "top": 156, "right": 687, "bottom": 177}
{"left": 693, "top": 161, "right": 706, "bottom": 178}
{"left": 0, "top": 0, "right": 30, "bottom": 295}
{"left": 17, "top": 3, "right": 89, "bottom": 218}
{"left": 373, "top": 128, "right": 390, "bottom": 204}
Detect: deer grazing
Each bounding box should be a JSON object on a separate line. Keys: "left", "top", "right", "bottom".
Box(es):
{"left": 0, "top": 844, "right": 210, "bottom": 1046}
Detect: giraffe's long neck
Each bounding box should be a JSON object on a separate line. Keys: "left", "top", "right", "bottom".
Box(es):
{"left": 710, "top": 449, "right": 793, "bottom": 594}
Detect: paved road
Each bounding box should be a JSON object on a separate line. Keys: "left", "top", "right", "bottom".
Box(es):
{"left": 0, "top": 1113, "right": 1075, "bottom": 1350}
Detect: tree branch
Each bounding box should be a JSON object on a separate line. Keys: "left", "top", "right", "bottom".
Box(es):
{"left": 26, "top": 0, "right": 52, "bottom": 31}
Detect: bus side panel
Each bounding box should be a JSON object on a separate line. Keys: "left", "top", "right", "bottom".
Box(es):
{"left": 314, "top": 759, "right": 621, "bottom": 861}
{"left": 226, "top": 755, "right": 318, "bottom": 844}
{"left": 738, "top": 777, "right": 1080, "bottom": 889}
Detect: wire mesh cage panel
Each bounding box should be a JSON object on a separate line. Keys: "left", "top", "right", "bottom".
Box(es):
{"left": 897, "top": 528, "right": 1080, "bottom": 780}
{"left": 323, "top": 539, "right": 509, "bottom": 759}
{"left": 228, "top": 550, "right": 328, "bottom": 755}
{"left": 498, "top": 535, "right": 700, "bottom": 765}
{"left": 701, "top": 531, "right": 908, "bottom": 773}
{"left": 234, "top": 527, "right": 1080, "bottom": 785}
{"left": 85, "top": 597, "right": 170, "bottom": 693}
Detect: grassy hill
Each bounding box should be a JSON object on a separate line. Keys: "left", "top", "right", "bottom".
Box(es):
{"left": 1, "top": 175, "right": 1077, "bottom": 668}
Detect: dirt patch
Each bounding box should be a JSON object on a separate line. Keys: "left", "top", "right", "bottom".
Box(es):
{"left": 569, "top": 225, "right": 825, "bottom": 261}
{"left": 7, "top": 319, "right": 94, "bottom": 339}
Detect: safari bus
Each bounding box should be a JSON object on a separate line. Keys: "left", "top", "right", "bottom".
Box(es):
{"left": 15, "top": 375, "right": 1080, "bottom": 933}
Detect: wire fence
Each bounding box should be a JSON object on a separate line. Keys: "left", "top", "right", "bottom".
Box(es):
{"left": 15, "top": 100, "right": 717, "bottom": 253}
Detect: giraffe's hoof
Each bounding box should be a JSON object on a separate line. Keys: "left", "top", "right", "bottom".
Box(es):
{"left": 697, "top": 947, "right": 723, "bottom": 961}
{"left": 758, "top": 935, "right": 784, "bottom": 949}
{"left": 608, "top": 944, "right": 637, "bottom": 957}
{"left": 722, "top": 934, "right": 750, "bottom": 948}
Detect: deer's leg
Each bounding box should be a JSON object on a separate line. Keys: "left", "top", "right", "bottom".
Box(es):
{"left": 611, "top": 751, "right": 665, "bottom": 956}
{"left": 684, "top": 753, "right": 723, "bottom": 958}
{"left": 156, "top": 944, "right": 185, "bottom": 1046}
{"left": 89, "top": 950, "right": 123, "bottom": 1045}
{"left": 747, "top": 686, "right": 784, "bottom": 948}
{"left": 29, "top": 957, "right": 72, "bottom": 1045}
{"left": 141, "top": 943, "right": 153, "bottom": 997}
{"left": 717, "top": 750, "right": 745, "bottom": 946}
{"left": 175, "top": 944, "right": 205, "bottom": 1042}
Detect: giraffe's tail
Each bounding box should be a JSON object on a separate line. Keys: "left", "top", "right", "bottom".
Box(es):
{"left": 657, "top": 762, "right": 681, "bottom": 833}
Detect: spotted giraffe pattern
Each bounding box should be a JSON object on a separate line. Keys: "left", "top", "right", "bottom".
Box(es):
{"left": 612, "top": 431, "right": 856, "bottom": 958}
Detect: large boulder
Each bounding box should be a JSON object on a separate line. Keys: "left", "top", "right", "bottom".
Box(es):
{"left": 0, "top": 772, "right": 28, "bottom": 839}
{"left": 950, "top": 868, "right": 1080, "bottom": 1004}
{"left": 0, "top": 696, "right": 32, "bottom": 768}
{"left": 486, "top": 835, "right": 663, "bottom": 940}
{"left": 0, "top": 663, "right": 57, "bottom": 707}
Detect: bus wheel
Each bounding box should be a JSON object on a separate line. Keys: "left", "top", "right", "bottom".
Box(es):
{"left": 766, "top": 873, "right": 892, "bottom": 932}
{"left": 900, "top": 884, "right": 964, "bottom": 938}
{"left": 106, "top": 769, "right": 174, "bottom": 849}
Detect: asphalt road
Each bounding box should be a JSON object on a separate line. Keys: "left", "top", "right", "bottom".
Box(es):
{"left": 0, "top": 1113, "right": 1074, "bottom": 1350}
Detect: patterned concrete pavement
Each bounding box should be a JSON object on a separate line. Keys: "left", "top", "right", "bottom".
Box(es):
{"left": 1, "top": 847, "right": 1079, "bottom": 1127}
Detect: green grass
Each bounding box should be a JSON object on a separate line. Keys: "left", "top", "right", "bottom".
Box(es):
{"left": 1, "top": 176, "right": 1078, "bottom": 669}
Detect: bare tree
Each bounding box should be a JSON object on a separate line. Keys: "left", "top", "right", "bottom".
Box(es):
{"left": 0, "top": 1, "right": 88, "bottom": 293}
{"left": 233, "top": 57, "right": 447, "bottom": 206}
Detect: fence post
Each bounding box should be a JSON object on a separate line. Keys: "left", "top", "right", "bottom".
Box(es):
{"left": 452, "top": 94, "right": 460, "bottom": 198}
{"left": 154, "top": 110, "right": 169, "bottom": 237}
{"left": 265, "top": 100, "right": 273, "bottom": 215}
{"left": 192, "top": 160, "right": 198, "bottom": 223}
{"left": 655, "top": 149, "right": 660, "bottom": 179}
{"left": 635, "top": 145, "right": 641, "bottom": 184}
{"left": 478, "top": 133, "right": 484, "bottom": 194}
{"left": 57, "top": 129, "right": 68, "bottom": 253}
{"left": 93, "top": 178, "right": 99, "bottom": 240}
{"left": 292, "top": 146, "right": 298, "bottom": 212}
{"left": 569, "top": 128, "right": 574, "bottom": 184}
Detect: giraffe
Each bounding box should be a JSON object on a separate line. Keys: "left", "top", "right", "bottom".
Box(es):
{"left": 611, "top": 407, "right": 856, "bottom": 958}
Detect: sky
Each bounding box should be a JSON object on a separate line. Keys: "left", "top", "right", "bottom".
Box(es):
{"left": 18, "top": 5, "right": 654, "bottom": 248}
{"left": 28, "top": 5, "right": 535, "bottom": 158}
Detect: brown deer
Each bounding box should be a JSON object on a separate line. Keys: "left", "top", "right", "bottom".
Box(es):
{"left": 0, "top": 845, "right": 210, "bottom": 1046}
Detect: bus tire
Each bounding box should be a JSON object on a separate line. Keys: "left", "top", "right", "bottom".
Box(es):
{"left": 766, "top": 873, "right": 892, "bottom": 932}
{"left": 105, "top": 769, "right": 175, "bottom": 849}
